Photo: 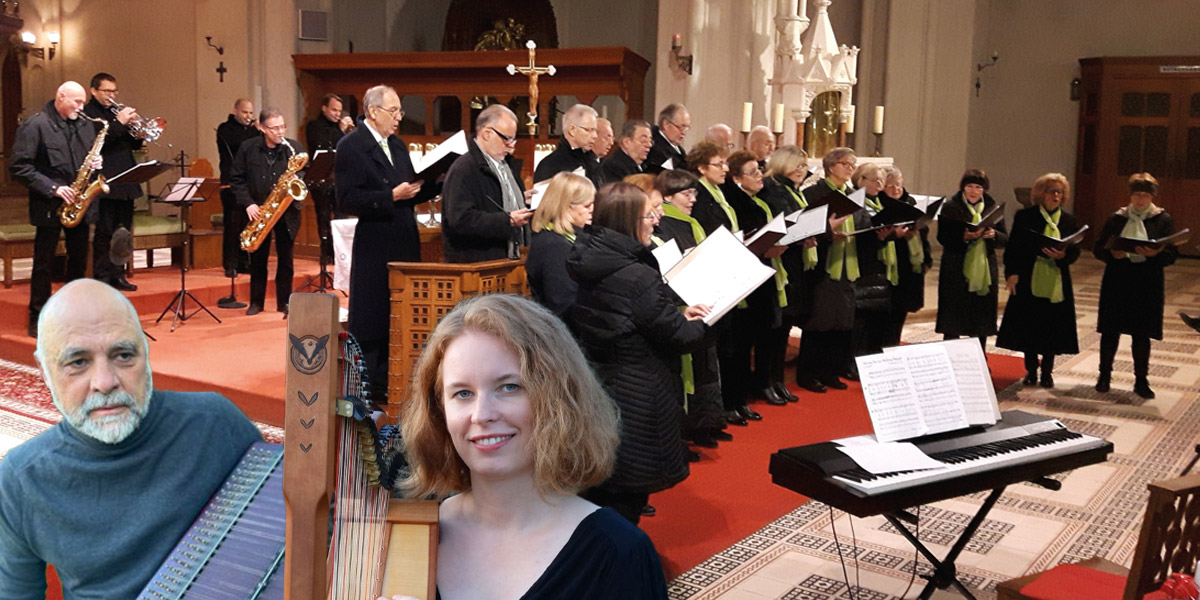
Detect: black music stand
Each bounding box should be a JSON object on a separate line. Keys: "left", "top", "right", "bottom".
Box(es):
{"left": 296, "top": 149, "right": 339, "bottom": 294}
{"left": 154, "top": 177, "right": 222, "bottom": 332}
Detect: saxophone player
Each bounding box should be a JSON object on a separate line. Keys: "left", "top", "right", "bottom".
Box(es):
{"left": 9, "top": 81, "right": 103, "bottom": 338}
{"left": 228, "top": 107, "right": 305, "bottom": 316}
{"left": 84, "top": 72, "right": 144, "bottom": 292}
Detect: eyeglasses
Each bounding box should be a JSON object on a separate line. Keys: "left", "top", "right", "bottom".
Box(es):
{"left": 741, "top": 167, "right": 763, "bottom": 177}
{"left": 1045, "top": 188, "right": 1066, "bottom": 195}
{"left": 667, "top": 119, "right": 691, "bottom": 132}
{"left": 262, "top": 123, "right": 287, "bottom": 132}
{"left": 375, "top": 105, "right": 404, "bottom": 118}
{"left": 489, "top": 126, "right": 517, "bottom": 146}
{"left": 707, "top": 160, "right": 728, "bottom": 168}
{"left": 572, "top": 125, "right": 597, "bottom": 133}
{"left": 836, "top": 160, "right": 856, "bottom": 169}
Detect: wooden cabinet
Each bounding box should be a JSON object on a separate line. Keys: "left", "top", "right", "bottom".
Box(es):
{"left": 1074, "top": 57, "right": 1200, "bottom": 253}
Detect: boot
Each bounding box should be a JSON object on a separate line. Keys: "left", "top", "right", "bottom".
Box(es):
{"left": 1134, "top": 378, "right": 1155, "bottom": 399}
{"left": 1095, "top": 371, "right": 1111, "bottom": 393}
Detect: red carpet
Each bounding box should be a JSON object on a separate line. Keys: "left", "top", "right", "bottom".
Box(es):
{"left": 642, "top": 352, "right": 1026, "bottom": 579}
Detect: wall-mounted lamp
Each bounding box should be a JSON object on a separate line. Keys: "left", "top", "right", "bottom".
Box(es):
{"left": 974, "top": 51, "right": 999, "bottom": 97}
{"left": 14, "top": 31, "right": 58, "bottom": 65}
{"left": 670, "top": 33, "right": 693, "bottom": 76}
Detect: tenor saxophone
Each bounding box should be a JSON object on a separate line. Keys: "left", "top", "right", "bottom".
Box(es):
{"left": 240, "top": 149, "right": 309, "bottom": 253}
{"left": 58, "top": 115, "right": 111, "bottom": 227}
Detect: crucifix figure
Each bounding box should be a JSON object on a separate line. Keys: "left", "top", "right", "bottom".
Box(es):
{"left": 506, "top": 40, "right": 555, "bottom": 135}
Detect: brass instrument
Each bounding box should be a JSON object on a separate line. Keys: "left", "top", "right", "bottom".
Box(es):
{"left": 57, "top": 115, "right": 110, "bottom": 228}
{"left": 240, "top": 148, "right": 309, "bottom": 253}
{"left": 108, "top": 101, "right": 167, "bottom": 142}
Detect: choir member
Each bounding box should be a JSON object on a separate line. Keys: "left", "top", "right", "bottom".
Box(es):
{"left": 595, "top": 117, "right": 615, "bottom": 158}
{"left": 935, "top": 169, "right": 1008, "bottom": 350}
{"left": 646, "top": 103, "right": 689, "bottom": 173}
{"left": 567, "top": 183, "right": 712, "bottom": 523}
{"left": 526, "top": 172, "right": 595, "bottom": 319}
{"left": 878, "top": 166, "right": 932, "bottom": 347}
{"left": 395, "top": 294, "right": 668, "bottom": 599}
{"left": 846, "top": 163, "right": 893, "bottom": 378}
{"left": 533, "top": 103, "right": 602, "bottom": 187}
{"left": 1093, "top": 172, "right": 1177, "bottom": 399}
{"left": 687, "top": 141, "right": 735, "bottom": 235}
{"left": 997, "top": 173, "right": 1080, "bottom": 388}
{"left": 600, "top": 119, "right": 653, "bottom": 183}
{"left": 747, "top": 126, "right": 775, "bottom": 171}
{"left": 704, "top": 123, "right": 735, "bottom": 150}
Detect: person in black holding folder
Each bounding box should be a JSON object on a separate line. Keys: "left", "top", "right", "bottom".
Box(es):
{"left": 846, "top": 163, "right": 895, "bottom": 379}
{"left": 878, "top": 165, "right": 932, "bottom": 347}
{"left": 997, "top": 173, "right": 1080, "bottom": 388}
{"left": 84, "top": 73, "right": 143, "bottom": 292}
{"left": 335, "top": 84, "right": 438, "bottom": 404}
{"left": 442, "top": 104, "right": 532, "bottom": 263}
{"left": 229, "top": 107, "right": 304, "bottom": 317}
{"left": 936, "top": 169, "right": 1007, "bottom": 351}
{"left": 1093, "top": 172, "right": 1177, "bottom": 399}
{"left": 532, "top": 103, "right": 602, "bottom": 187}
{"left": 305, "top": 93, "right": 353, "bottom": 265}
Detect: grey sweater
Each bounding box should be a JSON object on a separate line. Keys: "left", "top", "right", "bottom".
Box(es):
{"left": 0, "top": 390, "right": 262, "bottom": 599}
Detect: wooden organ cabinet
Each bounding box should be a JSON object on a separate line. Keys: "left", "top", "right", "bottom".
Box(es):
{"left": 1074, "top": 56, "right": 1200, "bottom": 255}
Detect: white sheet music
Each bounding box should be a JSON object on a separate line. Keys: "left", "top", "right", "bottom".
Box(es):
{"left": 652, "top": 238, "right": 683, "bottom": 275}
{"left": 856, "top": 353, "right": 926, "bottom": 442}
{"left": 778, "top": 204, "right": 829, "bottom": 246}
{"left": 661, "top": 158, "right": 674, "bottom": 170}
{"left": 848, "top": 187, "right": 867, "bottom": 207}
{"left": 529, "top": 179, "right": 550, "bottom": 210}
{"left": 886, "top": 344, "right": 970, "bottom": 434}
{"left": 941, "top": 338, "right": 1001, "bottom": 422}
{"left": 837, "top": 442, "right": 946, "bottom": 475}
{"left": 743, "top": 213, "right": 787, "bottom": 248}
{"left": 163, "top": 177, "right": 204, "bottom": 202}
{"left": 664, "top": 227, "right": 775, "bottom": 324}
{"left": 414, "top": 130, "right": 467, "bottom": 174}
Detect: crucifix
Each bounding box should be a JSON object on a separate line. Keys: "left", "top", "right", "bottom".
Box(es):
{"left": 216, "top": 61, "right": 227, "bottom": 83}
{"left": 506, "top": 40, "right": 555, "bottom": 135}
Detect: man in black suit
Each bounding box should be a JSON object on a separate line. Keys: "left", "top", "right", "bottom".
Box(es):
{"left": 532, "top": 103, "right": 601, "bottom": 187}
{"left": 228, "top": 107, "right": 305, "bottom": 317}
{"left": 747, "top": 125, "right": 776, "bottom": 172}
{"left": 441, "top": 104, "right": 532, "bottom": 263}
{"left": 305, "top": 93, "right": 353, "bottom": 265}
{"left": 83, "top": 72, "right": 143, "bottom": 292}
{"left": 599, "top": 119, "right": 653, "bottom": 184}
{"left": 335, "top": 84, "right": 438, "bottom": 403}
{"left": 645, "top": 103, "right": 690, "bottom": 173}
{"left": 215, "top": 98, "right": 260, "bottom": 285}
{"left": 594, "top": 117, "right": 614, "bottom": 159}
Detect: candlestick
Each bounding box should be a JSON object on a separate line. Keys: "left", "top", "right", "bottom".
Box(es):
{"left": 873, "top": 105, "right": 885, "bottom": 134}
{"left": 741, "top": 102, "right": 753, "bottom": 133}
{"left": 772, "top": 103, "right": 785, "bottom": 133}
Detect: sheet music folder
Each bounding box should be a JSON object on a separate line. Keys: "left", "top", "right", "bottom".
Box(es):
{"left": 1105, "top": 227, "right": 1191, "bottom": 252}
{"left": 303, "top": 149, "right": 336, "bottom": 184}
{"left": 408, "top": 130, "right": 468, "bottom": 184}
{"left": 160, "top": 177, "right": 220, "bottom": 204}
{"left": 107, "top": 161, "right": 175, "bottom": 185}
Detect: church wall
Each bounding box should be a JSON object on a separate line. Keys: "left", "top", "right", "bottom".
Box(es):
{"left": 965, "top": 0, "right": 1200, "bottom": 211}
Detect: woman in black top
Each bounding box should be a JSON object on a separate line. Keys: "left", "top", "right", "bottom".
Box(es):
{"left": 996, "top": 173, "right": 1081, "bottom": 388}
{"left": 846, "top": 163, "right": 893, "bottom": 378}
{"left": 526, "top": 172, "right": 595, "bottom": 319}
{"left": 1093, "top": 172, "right": 1177, "bottom": 399}
{"left": 935, "top": 169, "right": 1008, "bottom": 350}
{"left": 878, "top": 166, "right": 932, "bottom": 346}
{"left": 395, "top": 294, "right": 668, "bottom": 600}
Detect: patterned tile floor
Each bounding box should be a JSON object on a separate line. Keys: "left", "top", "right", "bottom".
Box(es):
{"left": 671, "top": 254, "right": 1200, "bottom": 600}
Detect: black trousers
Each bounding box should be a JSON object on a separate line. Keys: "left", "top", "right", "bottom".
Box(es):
{"left": 582, "top": 487, "right": 649, "bottom": 525}
{"left": 718, "top": 311, "right": 753, "bottom": 410}
{"left": 880, "top": 309, "right": 908, "bottom": 349}
{"left": 1099, "top": 331, "right": 1151, "bottom": 379}
{"left": 850, "top": 308, "right": 892, "bottom": 369}
{"left": 30, "top": 223, "right": 89, "bottom": 318}
{"left": 1024, "top": 353, "right": 1056, "bottom": 376}
{"left": 92, "top": 197, "right": 134, "bottom": 282}
{"left": 248, "top": 225, "right": 294, "bottom": 310}
{"left": 310, "top": 183, "right": 336, "bottom": 264}
{"left": 797, "top": 329, "right": 852, "bottom": 383}
{"left": 220, "top": 188, "right": 249, "bottom": 274}
{"left": 357, "top": 335, "right": 390, "bottom": 405}
{"left": 755, "top": 315, "right": 793, "bottom": 388}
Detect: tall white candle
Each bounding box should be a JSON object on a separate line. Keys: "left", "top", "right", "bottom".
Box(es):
{"left": 772, "top": 103, "right": 785, "bottom": 133}
{"left": 741, "top": 102, "right": 753, "bottom": 133}
{"left": 845, "top": 105, "right": 855, "bottom": 134}
{"left": 873, "top": 105, "right": 885, "bottom": 134}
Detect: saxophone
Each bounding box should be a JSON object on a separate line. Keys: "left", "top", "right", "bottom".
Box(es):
{"left": 240, "top": 146, "right": 309, "bottom": 253}
{"left": 58, "top": 115, "right": 111, "bottom": 227}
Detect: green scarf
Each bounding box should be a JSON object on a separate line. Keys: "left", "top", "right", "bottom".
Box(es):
{"left": 700, "top": 179, "right": 739, "bottom": 231}
{"left": 750, "top": 194, "right": 789, "bottom": 308}
{"left": 663, "top": 203, "right": 706, "bottom": 244}
{"left": 824, "top": 179, "right": 859, "bottom": 281}
{"left": 906, "top": 232, "right": 925, "bottom": 274}
{"left": 1120, "top": 203, "right": 1158, "bottom": 264}
{"left": 787, "top": 186, "right": 819, "bottom": 270}
{"left": 962, "top": 199, "right": 991, "bottom": 295}
{"left": 865, "top": 195, "right": 898, "bottom": 285}
{"left": 545, "top": 222, "right": 576, "bottom": 243}
{"left": 1030, "top": 207, "right": 1064, "bottom": 303}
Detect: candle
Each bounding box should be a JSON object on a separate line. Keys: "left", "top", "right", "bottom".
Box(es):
{"left": 772, "top": 103, "right": 785, "bottom": 133}
{"left": 845, "top": 105, "right": 855, "bottom": 134}
{"left": 873, "top": 105, "right": 885, "bottom": 134}
{"left": 741, "top": 102, "right": 753, "bottom": 133}
{"left": 672, "top": 33, "right": 681, "bottom": 48}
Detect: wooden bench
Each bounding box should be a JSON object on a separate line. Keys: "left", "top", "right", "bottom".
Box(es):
{"left": 0, "top": 214, "right": 188, "bottom": 288}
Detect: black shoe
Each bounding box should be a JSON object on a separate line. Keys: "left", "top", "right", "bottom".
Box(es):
{"left": 725, "top": 411, "right": 749, "bottom": 426}
{"left": 686, "top": 449, "right": 701, "bottom": 462}
{"left": 762, "top": 387, "right": 788, "bottom": 406}
{"left": 27, "top": 316, "right": 37, "bottom": 338}
{"left": 641, "top": 504, "right": 657, "bottom": 517}
{"left": 246, "top": 304, "right": 263, "bottom": 316}
{"left": 737, "top": 406, "right": 763, "bottom": 421}
{"left": 1040, "top": 374, "right": 1054, "bottom": 388}
{"left": 797, "top": 377, "right": 827, "bottom": 394}
{"left": 1095, "top": 373, "right": 1111, "bottom": 393}
{"left": 1134, "top": 379, "right": 1155, "bottom": 399}
{"left": 842, "top": 366, "right": 860, "bottom": 382}
{"left": 823, "top": 377, "right": 848, "bottom": 390}
{"left": 774, "top": 381, "right": 799, "bottom": 402}
{"left": 1181, "top": 311, "right": 1200, "bottom": 334}
{"left": 691, "top": 432, "right": 719, "bottom": 448}
{"left": 1023, "top": 371, "right": 1038, "bottom": 386}
{"left": 111, "top": 277, "right": 138, "bottom": 292}
{"left": 711, "top": 429, "right": 733, "bottom": 442}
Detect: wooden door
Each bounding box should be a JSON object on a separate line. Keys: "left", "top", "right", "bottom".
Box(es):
{"left": 1174, "top": 79, "right": 1200, "bottom": 242}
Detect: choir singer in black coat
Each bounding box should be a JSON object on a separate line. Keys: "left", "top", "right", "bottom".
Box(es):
{"left": 526, "top": 172, "right": 594, "bottom": 319}
{"left": 935, "top": 169, "right": 1008, "bottom": 350}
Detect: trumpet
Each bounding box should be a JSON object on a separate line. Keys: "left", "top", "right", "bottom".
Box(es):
{"left": 108, "top": 101, "right": 167, "bottom": 142}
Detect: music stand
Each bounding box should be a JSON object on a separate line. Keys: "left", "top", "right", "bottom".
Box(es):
{"left": 154, "top": 177, "right": 222, "bottom": 332}
{"left": 297, "top": 149, "right": 339, "bottom": 294}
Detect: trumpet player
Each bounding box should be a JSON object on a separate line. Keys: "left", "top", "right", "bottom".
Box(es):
{"left": 304, "top": 93, "right": 352, "bottom": 265}
{"left": 84, "top": 72, "right": 143, "bottom": 292}
{"left": 228, "top": 107, "right": 305, "bottom": 317}
{"left": 10, "top": 81, "right": 103, "bottom": 338}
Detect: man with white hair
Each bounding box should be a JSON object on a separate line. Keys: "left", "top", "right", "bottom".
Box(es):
{"left": 646, "top": 103, "right": 690, "bottom": 173}
{"left": 0, "top": 279, "right": 261, "bottom": 598}
{"left": 704, "top": 123, "right": 735, "bottom": 151}
{"left": 747, "top": 125, "right": 776, "bottom": 170}
{"left": 600, "top": 118, "right": 654, "bottom": 183}
{"left": 594, "top": 117, "right": 615, "bottom": 158}
{"left": 532, "top": 103, "right": 602, "bottom": 186}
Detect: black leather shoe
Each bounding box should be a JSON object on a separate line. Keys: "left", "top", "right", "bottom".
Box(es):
{"left": 711, "top": 429, "right": 733, "bottom": 442}
{"left": 111, "top": 277, "right": 138, "bottom": 292}
{"left": 797, "top": 377, "right": 827, "bottom": 394}
{"left": 246, "top": 304, "right": 263, "bottom": 316}
{"left": 774, "top": 381, "right": 799, "bottom": 402}
{"left": 641, "top": 504, "right": 656, "bottom": 517}
{"left": 823, "top": 377, "right": 848, "bottom": 390}
{"left": 1040, "top": 374, "right": 1054, "bottom": 388}
{"left": 725, "top": 410, "right": 749, "bottom": 426}
{"left": 691, "top": 432, "right": 719, "bottom": 448}
{"left": 1095, "top": 373, "right": 1111, "bottom": 393}
{"left": 737, "top": 406, "right": 763, "bottom": 421}
{"left": 842, "top": 366, "right": 860, "bottom": 382}
{"left": 1134, "top": 379, "right": 1155, "bottom": 399}
{"left": 1181, "top": 311, "right": 1200, "bottom": 334}
{"left": 762, "top": 387, "right": 788, "bottom": 406}
{"left": 1023, "top": 371, "right": 1038, "bottom": 386}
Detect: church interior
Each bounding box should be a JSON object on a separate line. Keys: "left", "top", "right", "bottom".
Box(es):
{"left": 0, "top": 0, "right": 1199, "bottom": 599}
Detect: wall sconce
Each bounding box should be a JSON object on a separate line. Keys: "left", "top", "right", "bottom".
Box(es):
{"left": 670, "top": 34, "right": 693, "bottom": 76}
{"left": 974, "top": 51, "right": 998, "bottom": 97}
{"left": 14, "top": 31, "right": 58, "bottom": 65}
